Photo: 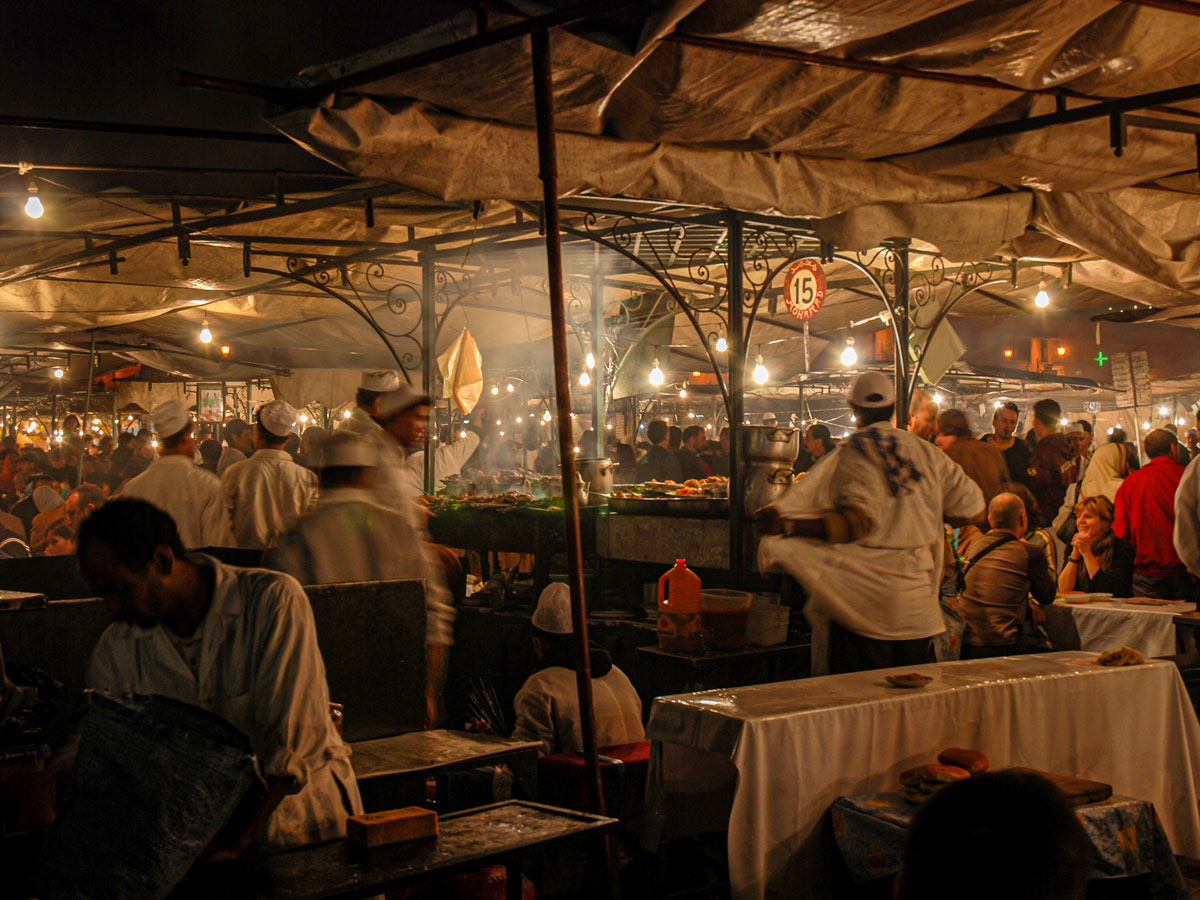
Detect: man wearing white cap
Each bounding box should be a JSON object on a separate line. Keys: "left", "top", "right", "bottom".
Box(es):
{"left": 265, "top": 433, "right": 456, "bottom": 725}
{"left": 222, "top": 400, "right": 318, "bottom": 550}
{"left": 757, "top": 371, "right": 984, "bottom": 674}
{"left": 335, "top": 371, "right": 415, "bottom": 515}
{"left": 511, "top": 583, "right": 643, "bottom": 757}
{"left": 118, "top": 400, "right": 234, "bottom": 548}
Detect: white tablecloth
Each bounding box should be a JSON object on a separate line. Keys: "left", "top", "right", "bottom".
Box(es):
{"left": 1056, "top": 600, "right": 1195, "bottom": 657}
{"left": 644, "top": 652, "right": 1200, "bottom": 900}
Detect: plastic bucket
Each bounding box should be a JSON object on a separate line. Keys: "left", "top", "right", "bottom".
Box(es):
{"left": 700, "top": 589, "right": 753, "bottom": 649}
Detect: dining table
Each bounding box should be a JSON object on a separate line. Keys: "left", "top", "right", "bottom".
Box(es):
{"left": 1051, "top": 597, "right": 1195, "bottom": 657}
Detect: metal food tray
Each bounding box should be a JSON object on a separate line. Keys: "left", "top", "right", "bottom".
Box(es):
{"left": 608, "top": 495, "right": 729, "bottom": 518}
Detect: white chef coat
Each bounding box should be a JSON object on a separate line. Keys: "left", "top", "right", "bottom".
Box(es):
{"left": 222, "top": 450, "right": 318, "bottom": 550}
{"left": 118, "top": 455, "right": 235, "bottom": 549}
{"left": 1174, "top": 459, "right": 1200, "bottom": 575}
{"left": 86, "top": 555, "right": 362, "bottom": 850}
{"left": 760, "top": 422, "right": 984, "bottom": 642}
{"left": 217, "top": 446, "right": 247, "bottom": 477}
{"left": 336, "top": 408, "right": 416, "bottom": 523}
{"left": 512, "top": 663, "right": 644, "bottom": 757}
{"left": 264, "top": 488, "right": 456, "bottom": 646}
{"left": 403, "top": 432, "right": 481, "bottom": 494}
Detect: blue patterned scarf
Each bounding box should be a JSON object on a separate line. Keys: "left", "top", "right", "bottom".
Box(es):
{"left": 849, "top": 428, "right": 924, "bottom": 498}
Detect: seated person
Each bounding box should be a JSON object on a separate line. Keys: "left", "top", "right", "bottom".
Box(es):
{"left": 513, "top": 583, "right": 643, "bottom": 756}
{"left": 898, "top": 770, "right": 1090, "bottom": 900}
{"left": 43, "top": 520, "right": 76, "bottom": 557}
{"left": 959, "top": 493, "right": 1056, "bottom": 658}
{"left": 1057, "top": 495, "right": 1134, "bottom": 597}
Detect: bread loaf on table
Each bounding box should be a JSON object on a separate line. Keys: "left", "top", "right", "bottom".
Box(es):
{"left": 937, "top": 747, "right": 990, "bottom": 774}
{"left": 899, "top": 764, "right": 971, "bottom": 786}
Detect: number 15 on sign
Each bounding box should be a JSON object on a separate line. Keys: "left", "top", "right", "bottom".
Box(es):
{"left": 783, "top": 259, "right": 827, "bottom": 322}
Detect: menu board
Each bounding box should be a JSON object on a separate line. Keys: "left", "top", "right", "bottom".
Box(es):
{"left": 1110, "top": 351, "right": 1135, "bottom": 409}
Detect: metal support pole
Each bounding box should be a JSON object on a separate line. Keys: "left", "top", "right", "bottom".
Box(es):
{"left": 77, "top": 333, "right": 97, "bottom": 484}
{"left": 532, "top": 27, "right": 605, "bottom": 816}
{"left": 590, "top": 247, "right": 605, "bottom": 455}
{"left": 728, "top": 214, "right": 746, "bottom": 586}
{"left": 420, "top": 253, "right": 437, "bottom": 495}
{"left": 891, "top": 243, "right": 912, "bottom": 427}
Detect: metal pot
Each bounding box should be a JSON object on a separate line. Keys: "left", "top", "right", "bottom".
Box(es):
{"left": 742, "top": 425, "right": 800, "bottom": 465}
{"left": 744, "top": 464, "right": 795, "bottom": 517}
{"left": 576, "top": 457, "right": 615, "bottom": 505}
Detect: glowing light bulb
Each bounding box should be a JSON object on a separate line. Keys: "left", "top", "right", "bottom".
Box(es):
{"left": 516, "top": 416, "right": 523, "bottom": 424}
{"left": 1143, "top": 422, "right": 1151, "bottom": 430}
{"left": 679, "top": 387, "right": 687, "bottom": 399}
{"left": 1034, "top": 280, "right": 1050, "bottom": 308}
{"left": 843, "top": 431, "right": 851, "bottom": 438}
{"left": 490, "top": 385, "right": 499, "bottom": 396}
{"left": 993, "top": 400, "right": 1003, "bottom": 409}
{"left": 299, "top": 413, "right": 309, "bottom": 423}
{"left": 850, "top": 415, "right": 857, "bottom": 423}
{"left": 495, "top": 419, "right": 502, "bottom": 426}
{"left": 1060, "top": 418, "right": 1069, "bottom": 426}
{"left": 220, "top": 345, "right": 230, "bottom": 356}
{"left": 52, "top": 367, "right": 64, "bottom": 378}
{"left": 543, "top": 410, "right": 551, "bottom": 422}
{"left": 933, "top": 392, "right": 943, "bottom": 405}
{"left": 1108, "top": 428, "right": 1114, "bottom": 435}
{"left": 752, "top": 355, "right": 768, "bottom": 385}
{"left": 649, "top": 359, "right": 665, "bottom": 387}
{"left": 24, "top": 186, "right": 43, "bottom": 219}
{"left": 1160, "top": 406, "right": 1169, "bottom": 416}
{"left": 585, "top": 352, "right": 595, "bottom": 369}
{"left": 199, "top": 317, "right": 212, "bottom": 343}
{"left": 687, "top": 412, "right": 695, "bottom": 419}
{"left": 342, "top": 409, "right": 351, "bottom": 419}
{"left": 573, "top": 446, "right": 580, "bottom": 454}
{"left": 579, "top": 371, "right": 591, "bottom": 387}
{"left": 505, "top": 383, "right": 514, "bottom": 393}
{"left": 715, "top": 336, "right": 728, "bottom": 353}
{"left": 1056, "top": 346, "right": 1066, "bottom": 357}
{"left": 605, "top": 423, "right": 613, "bottom": 430}
{"left": 499, "top": 431, "right": 505, "bottom": 437}
{"left": 840, "top": 338, "right": 857, "bottom": 367}
{"left": 151, "top": 439, "right": 159, "bottom": 448}
{"left": 1178, "top": 417, "right": 1187, "bottom": 426}
{"left": 459, "top": 430, "right": 467, "bottom": 438}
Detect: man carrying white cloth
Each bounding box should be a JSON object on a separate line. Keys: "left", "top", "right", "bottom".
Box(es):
{"left": 757, "top": 371, "right": 983, "bottom": 674}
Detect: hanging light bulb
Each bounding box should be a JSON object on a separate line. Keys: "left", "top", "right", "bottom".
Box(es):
{"left": 715, "top": 336, "right": 728, "bottom": 353}
{"left": 579, "top": 370, "right": 591, "bottom": 387}
{"left": 1159, "top": 405, "right": 1169, "bottom": 416}
{"left": 52, "top": 367, "right": 64, "bottom": 379}
{"left": 460, "top": 430, "right": 467, "bottom": 438}
{"left": 993, "top": 400, "right": 1003, "bottom": 409}
{"left": 199, "top": 317, "right": 213, "bottom": 344}
{"left": 516, "top": 416, "right": 523, "bottom": 424}
{"left": 342, "top": 409, "right": 351, "bottom": 419}
{"left": 490, "top": 384, "right": 499, "bottom": 396}
{"left": 24, "top": 184, "right": 43, "bottom": 219}
{"left": 505, "top": 383, "right": 514, "bottom": 393}
{"left": 840, "top": 338, "right": 857, "bottom": 367}
{"left": 299, "top": 413, "right": 309, "bottom": 423}
{"left": 649, "top": 359, "right": 665, "bottom": 387}
{"left": 543, "top": 409, "right": 552, "bottom": 422}
{"left": 933, "top": 392, "right": 943, "bottom": 405}
{"left": 679, "top": 386, "right": 688, "bottom": 399}
{"left": 220, "top": 345, "right": 230, "bottom": 356}
{"left": 585, "top": 351, "right": 595, "bottom": 369}
{"left": 752, "top": 355, "right": 769, "bottom": 385}
{"left": 1034, "top": 280, "right": 1050, "bottom": 308}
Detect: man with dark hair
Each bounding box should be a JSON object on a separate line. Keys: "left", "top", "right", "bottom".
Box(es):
{"left": 222, "top": 401, "right": 317, "bottom": 550}
{"left": 702, "top": 425, "right": 730, "bottom": 476}
{"left": 80, "top": 498, "right": 362, "bottom": 857}
{"left": 668, "top": 425, "right": 682, "bottom": 454}
{"left": 677, "top": 425, "right": 711, "bottom": 480}
{"left": 898, "top": 771, "right": 1090, "bottom": 900}
{"left": 65, "top": 483, "right": 105, "bottom": 532}
{"left": 1022, "top": 398, "right": 1078, "bottom": 526}
{"left": 266, "top": 433, "right": 455, "bottom": 727}
{"left": 934, "top": 409, "right": 1009, "bottom": 515}
{"left": 218, "top": 418, "right": 254, "bottom": 476}
{"left": 198, "top": 438, "right": 222, "bottom": 474}
{"left": 799, "top": 424, "right": 836, "bottom": 474}
{"left": 959, "top": 493, "right": 1056, "bottom": 657}
{"left": 118, "top": 400, "right": 233, "bottom": 548}
{"left": 758, "top": 371, "right": 983, "bottom": 673}
{"left": 981, "top": 401, "right": 1031, "bottom": 482}
{"left": 1114, "top": 428, "right": 1190, "bottom": 599}
{"left": 637, "top": 419, "right": 683, "bottom": 483}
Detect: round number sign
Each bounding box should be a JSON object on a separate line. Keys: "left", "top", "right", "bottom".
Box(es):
{"left": 783, "top": 259, "right": 827, "bottom": 321}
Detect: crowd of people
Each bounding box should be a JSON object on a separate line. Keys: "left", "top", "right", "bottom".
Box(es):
{"left": 759, "top": 375, "right": 1200, "bottom": 672}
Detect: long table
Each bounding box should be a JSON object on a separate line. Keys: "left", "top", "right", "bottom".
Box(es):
{"left": 643, "top": 652, "right": 1200, "bottom": 900}
{"left": 1053, "top": 599, "right": 1195, "bottom": 657}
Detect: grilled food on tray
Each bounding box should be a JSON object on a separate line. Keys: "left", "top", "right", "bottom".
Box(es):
{"left": 1096, "top": 646, "right": 1144, "bottom": 667}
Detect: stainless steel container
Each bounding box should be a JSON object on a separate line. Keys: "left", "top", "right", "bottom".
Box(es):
{"left": 742, "top": 425, "right": 800, "bottom": 465}
{"left": 576, "top": 457, "right": 614, "bottom": 506}
{"left": 744, "top": 464, "right": 794, "bottom": 517}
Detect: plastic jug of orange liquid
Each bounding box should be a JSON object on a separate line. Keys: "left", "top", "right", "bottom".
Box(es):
{"left": 657, "top": 559, "right": 702, "bottom": 651}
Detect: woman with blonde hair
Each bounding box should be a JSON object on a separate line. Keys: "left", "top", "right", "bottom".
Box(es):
{"left": 1057, "top": 495, "right": 1134, "bottom": 596}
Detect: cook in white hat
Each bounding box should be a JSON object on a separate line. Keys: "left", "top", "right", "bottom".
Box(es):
{"left": 511, "top": 582, "right": 644, "bottom": 757}
{"left": 756, "top": 369, "right": 984, "bottom": 676}
{"left": 379, "top": 386, "right": 431, "bottom": 452}
{"left": 257, "top": 400, "right": 298, "bottom": 441}
{"left": 151, "top": 399, "right": 192, "bottom": 442}
{"left": 335, "top": 374, "right": 423, "bottom": 516}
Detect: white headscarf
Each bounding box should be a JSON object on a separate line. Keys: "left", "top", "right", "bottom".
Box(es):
{"left": 1081, "top": 441, "right": 1127, "bottom": 502}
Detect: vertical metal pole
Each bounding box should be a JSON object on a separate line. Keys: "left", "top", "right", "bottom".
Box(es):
{"left": 421, "top": 252, "right": 437, "bottom": 495}
{"left": 728, "top": 213, "right": 745, "bottom": 587}
{"left": 891, "top": 243, "right": 912, "bottom": 428}
{"left": 590, "top": 247, "right": 605, "bottom": 456}
{"left": 77, "top": 332, "right": 97, "bottom": 484}
{"left": 532, "top": 27, "right": 605, "bottom": 816}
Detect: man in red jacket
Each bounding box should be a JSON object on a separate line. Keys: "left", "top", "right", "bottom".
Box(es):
{"left": 1113, "top": 429, "right": 1190, "bottom": 600}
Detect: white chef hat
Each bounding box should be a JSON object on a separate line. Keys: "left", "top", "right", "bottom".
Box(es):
{"left": 848, "top": 371, "right": 896, "bottom": 409}
{"left": 319, "top": 433, "right": 376, "bottom": 469}
{"left": 531, "top": 582, "right": 573, "bottom": 635}
{"left": 151, "top": 400, "right": 191, "bottom": 439}
{"left": 379, "top": 385, "right": 430, "bottom": 419}
{"left": 360, "top": 370, "right": 401, "bottom": 392}
{"left": 257, "top": 400, "right": 297, "bottom": 439}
